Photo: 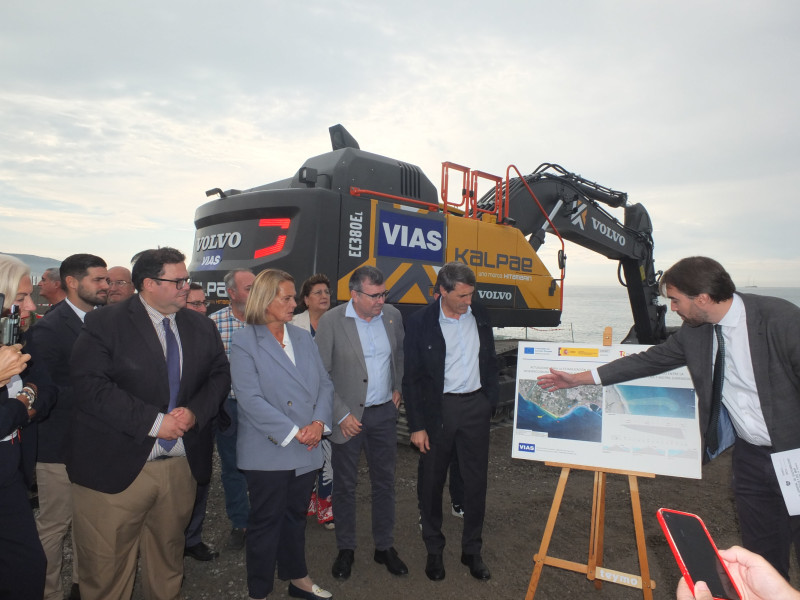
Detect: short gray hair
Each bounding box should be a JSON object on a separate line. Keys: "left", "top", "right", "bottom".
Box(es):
{"left": 224, "top": 269, "right": 254, "bottom": 293}
{"left": 42, "top": 267, "right": 61, "bottom": 283}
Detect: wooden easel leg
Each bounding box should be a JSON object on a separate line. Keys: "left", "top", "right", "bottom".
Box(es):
{"left": 629, "top": 475, "right": 654, "bottom": 600}
{"left": 525, "top": 467, "right": 571, "bottom": 600}
{"left": 589, "top": 471, "right": 607, "bottom": 590}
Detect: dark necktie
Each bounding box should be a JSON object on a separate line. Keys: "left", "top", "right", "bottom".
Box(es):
{"left": 159, "top": 317, "right": 180, "bottom": 451}
{"left": 705, "top": 324, "right": 725, "bottom": 453}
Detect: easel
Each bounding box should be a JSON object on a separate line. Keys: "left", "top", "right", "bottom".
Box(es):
{"left": 525, "top": 326, "right": 657, "bottom": 599}
{"left": 525, "top": 463, "right": 656, "bottom": 599}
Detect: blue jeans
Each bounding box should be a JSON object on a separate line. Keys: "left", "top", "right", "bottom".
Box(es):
{"left": 215, "top": 397, "right": 250, "bottom": 529}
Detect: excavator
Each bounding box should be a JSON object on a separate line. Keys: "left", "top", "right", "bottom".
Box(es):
{"left": 190, "top": 124, "right": 667, "bottom": 348}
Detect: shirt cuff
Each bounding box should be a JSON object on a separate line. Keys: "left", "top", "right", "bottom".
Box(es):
{"left": 281, "top": 426, "right": 299, "bottom": 447}
{"left": 149, "top": 413, "right": 164, "bottom": 438}
{"left": 590, "top": 368, "right": 602, "bottom": 385}
{"left": 337, "top": 412, "right": 350, "bottom": 425}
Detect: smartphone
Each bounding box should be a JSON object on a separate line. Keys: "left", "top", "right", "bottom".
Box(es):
{"left": 657, "top": 508, "right": 741, "bottom": 600}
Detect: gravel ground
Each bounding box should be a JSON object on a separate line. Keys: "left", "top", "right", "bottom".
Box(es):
{"left": 56, "top": 424, "right": 797, "bottom": 599}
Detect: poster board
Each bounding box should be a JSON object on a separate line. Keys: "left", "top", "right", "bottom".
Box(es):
{"left": 512, "top": 342, "right": 701, "bottom": 479}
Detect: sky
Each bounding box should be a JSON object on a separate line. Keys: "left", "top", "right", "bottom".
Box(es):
{"left": 1, "top": 0, "right": 799, "bottom": 287}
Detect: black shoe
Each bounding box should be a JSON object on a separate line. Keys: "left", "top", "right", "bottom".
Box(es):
{"left": 68, "top": 583, "right": 81, "bottom": 600}
{"left": 331, "top": 549, "right": 354, "bottom": 580}
{"left": 425, "top": 553, "right": 445, "bottom": 581}
{"left": 374, "top": 547, "right": 409, "bottom": 576}
{"left": 288, "top": 582, "right": 333, "bottom": 599}
{"left": 228, "top": 527, "right": 246, "bottom": 551}
{"left": 184, "top": 542, "right": 219, "bottom": 561}
{"left": 461, "top": 553, "right": 491, "bottom": 580}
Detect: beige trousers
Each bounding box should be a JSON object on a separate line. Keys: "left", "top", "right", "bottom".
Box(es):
{"left": 72, "top": 457, "right": 196, "bottom": 600}
{"left": 36, "top": 461, "right": 78, "bottom": 600}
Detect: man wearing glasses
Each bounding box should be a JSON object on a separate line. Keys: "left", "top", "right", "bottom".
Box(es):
{"left": 67, "top": 247, "right": 230, "bottom": 600}
{"left": 106, "top": 266, "right": 136, "bottom": 304}
{"left": 315, "top": 265, "right": 409, "bottom": 581}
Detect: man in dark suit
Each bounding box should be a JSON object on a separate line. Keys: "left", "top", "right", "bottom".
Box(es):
{"left": 315, "top": 265, "right": 408, "bottom": 580}
{"left": 67, "top": 247, "right": 230, "bottom": 600}
{"left": 538, "top": 256, "right": 800, "bottom": 580}
{"left": 31, "top": 253, "right": 109, "bottom": 600}
{"left": 403, "top": 262, "right": 499, "bottom": 582}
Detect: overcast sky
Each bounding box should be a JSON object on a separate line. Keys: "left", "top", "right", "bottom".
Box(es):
{"left": 2, "top": 0, "right": 798, "bottom": 287}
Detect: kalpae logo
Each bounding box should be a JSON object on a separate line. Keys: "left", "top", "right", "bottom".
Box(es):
{"left": 518, "top": 443, "right": 536, "bottom": 453}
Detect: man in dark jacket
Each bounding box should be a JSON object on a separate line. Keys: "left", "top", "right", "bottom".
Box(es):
{"left": 67, "top": 248, "right": 230, "bottom": 600}
{"left": 538, "top": 256, "right": 800, "bottom": 580}
{"left": 403, "top": 262, "right": 499, "bottom": 582}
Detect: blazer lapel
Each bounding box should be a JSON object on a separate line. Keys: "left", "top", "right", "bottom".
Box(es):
{"left": 255, "top": 325, "right": 313, "bottom": 395}
{"left": 129, "top": 299, "right": 169, "bottom": 382}
{"left": 342, "top": 315, "right": 367, "bottom": 373}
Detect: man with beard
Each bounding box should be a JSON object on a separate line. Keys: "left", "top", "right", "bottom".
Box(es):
{"left": 106, "top": 266, "right": 135, "bottom": 304}
{"left": 538, "top": 256, "right": 800, "bottom": 582}
{"left": 30, "top": 253, "right": 109, "bottom": 600}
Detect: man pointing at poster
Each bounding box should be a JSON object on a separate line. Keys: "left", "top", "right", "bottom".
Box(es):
{"left": 537, "top": 256, "right": 800, "bottom": 582}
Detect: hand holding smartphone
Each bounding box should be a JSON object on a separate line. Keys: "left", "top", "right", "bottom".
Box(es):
{"left": 657, "top": 508, "right": 741, "bottom": 600}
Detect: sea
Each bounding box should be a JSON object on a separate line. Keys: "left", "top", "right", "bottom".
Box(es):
{"left": 494, "top": 286, "right": 800, "bottom": 345}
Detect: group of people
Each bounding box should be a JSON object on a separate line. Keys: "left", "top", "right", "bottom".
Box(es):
{"left": 3, "top": 250, "right": 800, "bottom": 600}
{"left": 0, "top": 254, "right": 500, "bottom": 600}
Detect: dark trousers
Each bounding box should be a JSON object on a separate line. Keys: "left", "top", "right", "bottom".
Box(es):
{"left": 331, "top": 400, "right": 398, "bottom": 551}
{"left": 0, "top": 443, "right": 46, "bottom": 600}
{"left": 184, "top": 480, "right": 210, "bottom": 547}
{"left": 417, "top": 448, "right": 464, "bottom": 510}
{"left": 215, "top": 398, "right": 250, "bottom": 530}
{"left": 420, "top": 391, "right": 491, "bottom": 555}
{"left": 732, "top": 437, "right": 800, "bottom": 580}
{"left": 243, "top": 469, "right": 316, "bottom": 598}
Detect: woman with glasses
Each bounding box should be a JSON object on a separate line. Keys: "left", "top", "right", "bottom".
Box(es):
{"left": 231, "top": 269, "right": 334, "bottom": 600}
{"left": 0, "top": 253, "right": 50, "bottom": 599}
{"left": 292, "top": 274, "right": 335, "bottom": 530}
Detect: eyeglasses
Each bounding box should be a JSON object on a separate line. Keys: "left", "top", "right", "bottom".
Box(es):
{"left": 152, "top": 277, "right": 191, "bottom": 290}
{"left": 187, "top": 300, "right": 211, "bottom": 308}
{"left": 356, "top": 289, "right": 390, "bottom": 300}
{"left": 108, "top": 280, "right": 131, "bottom": 288}
{"left": 310, "top": 289, "right": 331, "bottom": 296}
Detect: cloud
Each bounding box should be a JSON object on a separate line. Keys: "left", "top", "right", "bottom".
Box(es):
{"left": 0, "top": 0, "right": 798, "bottom": 288}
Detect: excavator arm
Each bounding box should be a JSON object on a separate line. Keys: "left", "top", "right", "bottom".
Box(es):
{"left": 478, "top": 163, "right": 667, "bottom": 344}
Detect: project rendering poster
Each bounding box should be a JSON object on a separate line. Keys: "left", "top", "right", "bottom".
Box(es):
{"left": 512, "top": 342, "right": 702, "bottom": 479}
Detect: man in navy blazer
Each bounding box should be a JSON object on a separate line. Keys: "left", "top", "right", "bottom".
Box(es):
{"left": 403, "top": 262, "right": 499, "bottom": 582}
{"left": 31, "top": 253, "right": 109, "bottom": 600}
{"left": 67, "top": 248, "right": 230, "bottom": 600}
{"left": 538, "top": 256, "right": 800, "bottom": 580}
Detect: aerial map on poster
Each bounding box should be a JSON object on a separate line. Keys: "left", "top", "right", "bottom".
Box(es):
{"left": 512, "top": 342, "right": 701, "bottom": 478}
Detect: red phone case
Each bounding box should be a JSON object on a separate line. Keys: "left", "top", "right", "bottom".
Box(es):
{"left": 657, "top": 508, "right": 742, "bottom": 600}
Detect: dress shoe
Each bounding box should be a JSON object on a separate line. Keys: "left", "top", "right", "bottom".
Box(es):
{"left": 228, "top": 527, "right": 246, "bottom": 550}
{"left": 461, "top": 553, "right": 491, "bottom": 580}
{"left": 68, "top": 582, "right": 82, "bottom": 600}
{"left": 331, "top": 549, "right": 354, "bottom": 579}
{"left": 373, "top": 547, "right": 409, "bottom": 575}
{"left": 184, "top": 541, "right": 219, "bottom": 561}
{"left": 288, "top": 582, "right": 333, "bottom": 599}
{"left": 425, "top": 553, "right": 445, "bottom": 581}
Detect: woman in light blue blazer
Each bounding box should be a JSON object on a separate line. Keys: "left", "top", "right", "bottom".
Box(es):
{"left": 231, "top": 269, "right": 334, "bottom": 600}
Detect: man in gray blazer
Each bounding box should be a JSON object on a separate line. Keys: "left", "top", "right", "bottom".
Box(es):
{"left": 315, "top": 266, "right": 409, "bottom": 580}
{"left": 538, "top": 256, "right": 800, "bottom": 580}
